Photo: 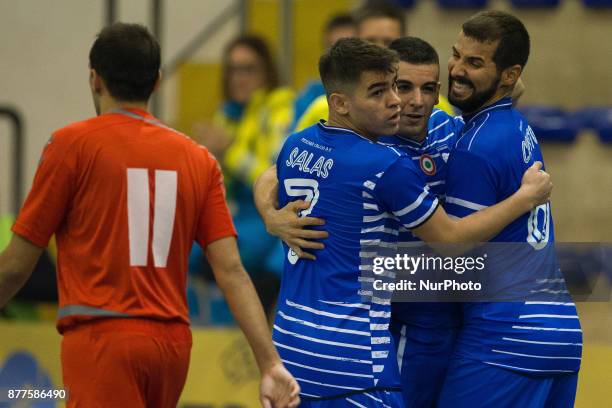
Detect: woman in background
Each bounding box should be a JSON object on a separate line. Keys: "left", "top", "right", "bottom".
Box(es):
{"left": 192, "top": 35, "right": 294, "bottom": 321}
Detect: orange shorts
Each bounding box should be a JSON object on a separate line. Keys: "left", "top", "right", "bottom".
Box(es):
{"left": 61, "top": 318, "right": 192, "bottom": 408}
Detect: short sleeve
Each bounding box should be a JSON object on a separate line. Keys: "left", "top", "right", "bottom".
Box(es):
{"left": 196, "top": 151, "right": 237, "bottom": 248}
{"left": 374, "top": 157, "right": 439, "bottom": 229}
{"left": 12, "top": 134, "right": 77, "bottom": 247}
{"left": 444, "top": 149, "right": 499, "bottom": 218}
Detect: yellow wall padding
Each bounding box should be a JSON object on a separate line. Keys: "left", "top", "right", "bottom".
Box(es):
{"left": 176, "top": 62, "right": 222, "bottom": 135}
{"left": 247, "top": 0, "right": 281, "bottom": 55}
{"left": 291, "top": 0, "right": 353, "bottom": 90}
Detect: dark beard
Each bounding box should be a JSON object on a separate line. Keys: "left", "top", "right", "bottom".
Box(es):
{"left": 448, "top": 74, "right": 500, "bottom": 114}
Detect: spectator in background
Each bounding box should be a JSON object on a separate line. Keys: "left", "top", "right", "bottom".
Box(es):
{"left": 294, "top": 2, "right": 455, "bottom": 132}
{"left": 292, "top": 13, "right": 356, "bottom": 129}
{"left": 192, "top": 35, "right": 294, "bottom": 320}
{"left": 216, "top": 35, "right": 294, "bottom": 190}
{"left": 355, "top": 0, "right": 405, "bottom": 48}
{"left": 324, "top": 13, "right": 357, "bottom": 48}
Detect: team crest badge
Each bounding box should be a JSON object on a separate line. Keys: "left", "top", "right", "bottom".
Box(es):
{"left": 419, "top": 155, "right": 436, "bottom": 176}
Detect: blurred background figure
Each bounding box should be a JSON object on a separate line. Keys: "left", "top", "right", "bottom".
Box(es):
{"left": 294, "top": 1, "right": 455, "bottom": 132}
{"left": 356, "top": 0, "right": 405, "bottom": 47}
{"left": 324, "top": 13, "right": 357, "bottom": 49}
{"left": 292, "top": 13, "right": 356, "bottom": 130}
{"left": 190, "top": 35, "right": 294, "bottom": 323}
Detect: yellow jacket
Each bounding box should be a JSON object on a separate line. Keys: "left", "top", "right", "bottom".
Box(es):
{"left": 295, "top": 94, "right": 455, "bottom": 132}
{"left": 217, "top": 87, "right": 295, "bottom": 185}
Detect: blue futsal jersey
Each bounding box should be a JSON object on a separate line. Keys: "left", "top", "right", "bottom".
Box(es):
{"left": 380, "top": 108, "right": 463, "bottom": 200}
{"left": 444, "top": 97, "right": 582, "bottom": 375}
{"left": 380, "top": 109, "right": 464, "bottom": 330}
{"left": 273, "top": 122, "right": 439, "bottom": 400}
{"left": 381, "top": 109, "right": 465, "bottom": 407}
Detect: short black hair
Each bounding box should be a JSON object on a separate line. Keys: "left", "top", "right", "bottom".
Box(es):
{"left": 462, "top": 10, "right": 530, "bottom": 71}
{"left": 89, "top": 23, "right": 160, "bottom": 102}
{"left": 319, "top": 38, "right": 399, "bottom": 96}
{"left": 389, "top": 36, "right": 439, "bottom": 66}
{"left": 325, "top": 13, "right": 355, "bottom": 34}
{"left": 355, "top": 1, "right": 406, "bottom": 35}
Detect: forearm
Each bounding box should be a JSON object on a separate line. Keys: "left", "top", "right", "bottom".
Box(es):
{"left": 0, "top": 254, "right": 32, "bottom": 308}
{"left": 253, "top": 165, "right": 279, "bottom": 226}
{"left": 215, "top": 265, "right": 280, "bottom": 372}
{"left": 0, "top": 235, "right": 41, "bottom": 308}
{"left": 448, "top": 192, "right": 531, "bottom": 243}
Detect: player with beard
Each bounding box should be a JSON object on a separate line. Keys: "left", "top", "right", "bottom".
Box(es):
{"left": 438, "top": 11, "right": 581, "bottom": 408}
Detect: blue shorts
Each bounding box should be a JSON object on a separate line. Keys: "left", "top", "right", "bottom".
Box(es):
{"left": 390, "top": 319, "right": 459, "bottom": 408}
{"left": 299, "top": 390, "right": 405, "bottom": 407}
{"left": 438, "top": 358, "right": 578, "bottom": 408}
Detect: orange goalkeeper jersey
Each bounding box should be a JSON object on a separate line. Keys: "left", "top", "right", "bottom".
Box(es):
{"left": 13, "top": 108, "right": 236, "bottom": 332}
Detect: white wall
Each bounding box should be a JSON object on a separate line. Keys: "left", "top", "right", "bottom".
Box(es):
{"left": 0, "top": 0, "right": 240, "bottom": 214}
{"left": 0, "top": 0, "right": 102, "bottom": 215}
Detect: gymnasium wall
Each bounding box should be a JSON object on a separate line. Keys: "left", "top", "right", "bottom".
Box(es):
{"left": 0, "top": 0, "right": 239, "bottom": 216}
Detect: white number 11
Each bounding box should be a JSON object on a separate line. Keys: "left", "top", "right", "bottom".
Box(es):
{"left": 126, "top": 168, "right": 177, "bottom": 267}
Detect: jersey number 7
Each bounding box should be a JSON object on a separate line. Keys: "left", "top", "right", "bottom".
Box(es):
{"left": 283, "top": 178, "right": 319, "bottom": 264}
{"left": 126, "top": 168, "right": 178, "bottom": 267}
{"left": 283, "top": 178, "right": 320, "bottom": 216}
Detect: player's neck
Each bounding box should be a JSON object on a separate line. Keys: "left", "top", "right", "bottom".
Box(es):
{"left": 464, "top": 88, "right": 512, "bottom": 116}
{"left": 98, "top": 95, "right": 149, "bottom": 116}
{"left": 327, "top": 113, "right": 377, "bottom": 141}
{"left": 400, "top": 130, "right": 427, "bottom": 143}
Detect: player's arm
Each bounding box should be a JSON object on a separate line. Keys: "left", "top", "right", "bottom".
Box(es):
{"left": 205, "top": 237, "right": 299, "bottom": 408}
{"left": 412, "top": 161, "right": 550, "bottom": 243}
{"left": 0, "top": 234, "right": 44, "bottom": 308}
{"left": 253, "top": 165, "right": 328, "bottom": 260}
{"left": 1, "top": 133, "right": 76, "bottom": 308}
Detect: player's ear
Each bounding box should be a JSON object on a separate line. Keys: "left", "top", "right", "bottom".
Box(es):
{"left": 501, "top": 64, "right": 522, "bottom": 88}
{"left": 329, "top": 92, "right": 349, "bottom": 116}
{"left": 90, "top": 69, "right": 103, "bottom": 95}
{"left": 435, "top": 81, "right": 441, "bottom": 105}
{"left": 153, "top": 70, "right": 162, "bottom": 92}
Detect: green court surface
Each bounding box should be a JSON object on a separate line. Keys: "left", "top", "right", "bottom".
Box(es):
{"left": 0, "top": 214, "right": 14, "bottom": 251}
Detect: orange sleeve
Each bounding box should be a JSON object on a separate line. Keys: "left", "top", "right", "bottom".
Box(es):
{"left": 196, "top": 149, "right": 237, "bottom": 248}
{"left": 12, "top": 133, "right": 77, "bottom": 247}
